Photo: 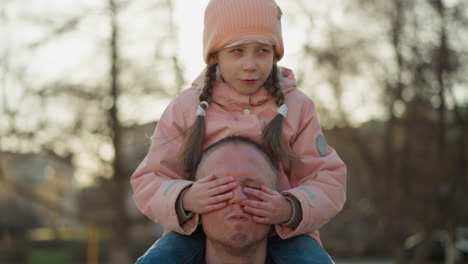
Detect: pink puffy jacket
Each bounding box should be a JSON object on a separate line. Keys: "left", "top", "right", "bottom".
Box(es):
{"left": 131, "top": 67, "right": 346, "bottom": 244}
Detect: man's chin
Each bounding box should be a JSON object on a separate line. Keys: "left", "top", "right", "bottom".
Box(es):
{"left": 224, "top": 233, "right": 259, "bottom": 253}
{"left": 228, "top": 233, "right": 249, "bottom": 244}
{"left": 225, "top": 227, "right": 270, "bottom": 247}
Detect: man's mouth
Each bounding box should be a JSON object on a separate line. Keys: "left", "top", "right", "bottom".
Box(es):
{"left": 228, "top": 214, "right": 249, "bottom": 222}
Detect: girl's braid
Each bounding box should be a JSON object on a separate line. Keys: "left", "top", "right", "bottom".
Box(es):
{"left": 262, "top": 65, "right": 295, "bottom": 164}
{"left": 269, "top": 65, "right": 285, "bottom": 106}
{"left": 199, "top": 64, "right": 218, "bottom": 103}
{"left": 178, "top": 63, "right": 218, "bottom": 178}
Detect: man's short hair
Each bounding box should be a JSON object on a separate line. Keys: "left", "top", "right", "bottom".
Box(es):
{"left": 195, "top": 136, "right": 278, "bottom": 187}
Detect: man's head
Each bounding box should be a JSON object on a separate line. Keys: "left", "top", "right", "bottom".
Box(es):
{"left": 195, "top": 136, "right": 277, "bottom": 253}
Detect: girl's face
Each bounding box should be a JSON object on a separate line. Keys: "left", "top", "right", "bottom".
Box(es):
{"left": 214, "top": 42, "right": 275, "bottom": 95}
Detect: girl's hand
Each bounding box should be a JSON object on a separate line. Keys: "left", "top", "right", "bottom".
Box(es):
{"left": 182, "top": 175, "right": 237, "bottom": 214}
{"left": 241, "top": 185, "right": 292, "bottom": 225}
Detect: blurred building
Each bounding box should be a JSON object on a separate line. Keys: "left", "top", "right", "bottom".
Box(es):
{"left": 0, "top": 151, "right": 77, "bottom": 232}
{"left": 76, "top": 122, "right": 164, "bottom": 259}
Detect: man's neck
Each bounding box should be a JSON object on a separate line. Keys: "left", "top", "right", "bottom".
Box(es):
{"left": 205, "top": 240, "right": 267, "bottom": 264}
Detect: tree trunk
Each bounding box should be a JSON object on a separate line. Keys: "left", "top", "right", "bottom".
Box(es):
{"left": 107, "top": 0, "right": 131, "bottom": 262}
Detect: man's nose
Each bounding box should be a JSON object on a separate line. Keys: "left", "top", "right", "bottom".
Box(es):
{"left": 229, "top": 186, "right": 247, "bottom": 204}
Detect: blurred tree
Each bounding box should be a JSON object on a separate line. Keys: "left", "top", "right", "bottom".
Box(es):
{"left": 0, "top": 0, "right": 183, "bottom": 263}
{"left": 293, "top": 0, "right": 468, "bottom": 263}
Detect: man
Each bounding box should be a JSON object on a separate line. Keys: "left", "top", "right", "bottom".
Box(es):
{"left": 194, "top": 136, "right": 278, "bottom": 263}
{"left": 134, "top": 136, "right": 278, "bottom": 263}
{"left": 136, "top": 136, "right": 334, "bottom": 263}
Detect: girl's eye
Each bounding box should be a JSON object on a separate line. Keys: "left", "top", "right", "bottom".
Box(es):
{"left": 230, "top": 48, "right": 242, "bottom": 53}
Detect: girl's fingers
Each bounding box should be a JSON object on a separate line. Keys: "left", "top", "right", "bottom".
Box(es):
{"left": 201, "top": 202, "right": 227, "bottom": 214}
{"left": 243, "top": 187, "right": 270, "bottom": 201}
{"left": 209, "top": 181, "right": 237, "bottom": 196}
{"left": 205, "top": 176, "right": 236, "bottom": 189}
{"left": 197, "top": 174, "right": 216, "bottom": 183}
{"left": 252, "top": 216, "right": 272, "bottom": 224}
{"left": 242, "top": 205, "right": 269, "bottom": 217}
{"left": 241, "top": 200, "right": 269, "bottom": 210}
{"left": 208, "top": 192, "right": 234, "bottom": 204}
{"left": 260, "top": 185, "right": 277, "bottom": 195}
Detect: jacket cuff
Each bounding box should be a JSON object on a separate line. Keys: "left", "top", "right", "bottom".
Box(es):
{"left": 281, "top": 195, "right": 302, "bottom": 228}
{"left": 175, "top": 186, "right": 194, "bottom": 224}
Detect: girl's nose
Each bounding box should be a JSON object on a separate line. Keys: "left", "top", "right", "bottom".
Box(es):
{"left": 229, "top": 186, "right": 247, "bottom": 204}
{"left": 242, "top": 56, "right": 257, "bottom": 71}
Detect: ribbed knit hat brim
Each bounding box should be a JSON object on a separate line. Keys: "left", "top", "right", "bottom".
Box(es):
{"left": 203, "top": 0, "right": 284, "bottom": 64}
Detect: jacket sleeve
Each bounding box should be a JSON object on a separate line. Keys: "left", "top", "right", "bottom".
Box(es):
{"left": 275, "top": 98, "right": 347, "bottom": 239}
{"left": 130, "top": 95, "right": 200, "bottom": 234}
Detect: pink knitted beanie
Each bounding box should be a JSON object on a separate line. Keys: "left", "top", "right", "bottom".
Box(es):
{"left": 203, "top": 0, "right": 284, "bottom": 64}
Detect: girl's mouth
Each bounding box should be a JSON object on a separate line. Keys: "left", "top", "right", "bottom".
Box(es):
{"left": 241, "top": 79, "right": 257, "bottom": 85}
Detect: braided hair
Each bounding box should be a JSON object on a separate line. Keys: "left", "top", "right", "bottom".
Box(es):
{"left": 179, "top": 64, "right": 218, "bottom": 179}
{"left": 262, "top": 65, "right": 295, "bottom": 163}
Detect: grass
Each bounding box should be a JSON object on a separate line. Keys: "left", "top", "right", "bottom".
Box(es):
{"left": 28, "top": 247, "right": 73, "bottom": 264}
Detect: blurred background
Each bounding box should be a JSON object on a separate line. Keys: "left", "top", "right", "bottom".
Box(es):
{"left": 1, "top": 0, "right": 467, "bottom": 263}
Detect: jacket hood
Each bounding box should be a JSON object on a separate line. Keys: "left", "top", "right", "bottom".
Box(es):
{"left": 278, "top": 67, "right": 298, "bottom": 94}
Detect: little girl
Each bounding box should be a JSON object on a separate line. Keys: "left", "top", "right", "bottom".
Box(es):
{"left": 131, "top": 0, "right": 346, "bottom": 263}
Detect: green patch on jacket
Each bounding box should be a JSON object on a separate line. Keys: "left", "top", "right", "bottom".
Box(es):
{"left": 298, "top": 186, "right": 318, "bottom": 205}
{"left": 163, "top": 180, "right": 182, "bottom": 196}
